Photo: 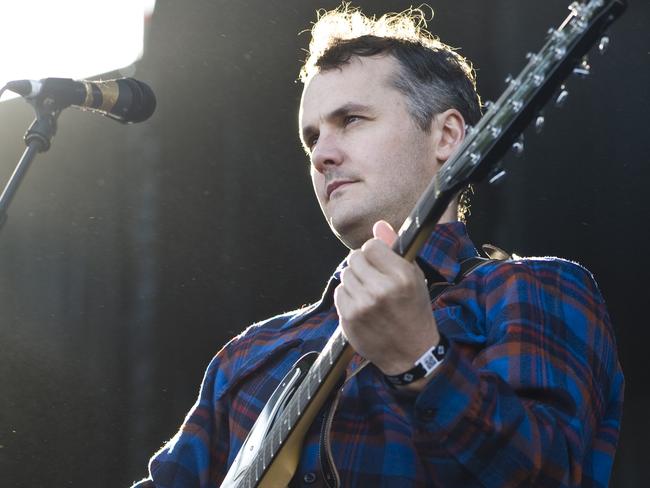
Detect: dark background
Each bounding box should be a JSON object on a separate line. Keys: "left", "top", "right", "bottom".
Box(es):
{"left": 0, "top": 1, "right": 647, "bottom": 486}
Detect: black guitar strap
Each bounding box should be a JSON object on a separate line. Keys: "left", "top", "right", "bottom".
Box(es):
{"left": 418, "top": 254, "right": 502, "bottom": 302}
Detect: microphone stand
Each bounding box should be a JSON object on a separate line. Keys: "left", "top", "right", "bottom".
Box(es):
{"left": 0, "top": 97, "right": 62, "bottom": 231}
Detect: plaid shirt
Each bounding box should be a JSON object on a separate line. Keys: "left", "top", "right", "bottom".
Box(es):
{"left": 133, "top": 222, "right": 624, "bottom": 487}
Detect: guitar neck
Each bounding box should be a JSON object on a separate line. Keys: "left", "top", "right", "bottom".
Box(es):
{"left": 240, "top": 327, "right": 352, "bottom": 487}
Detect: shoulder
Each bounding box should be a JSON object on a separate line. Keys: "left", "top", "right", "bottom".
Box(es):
{"left": 205, "top": 303, "right": 318, "bottom": 387}
{"left": 473, "top": 255, "right": 605, "bottom": 304}
{"left": 466, "top": 255, "right": 615, "bottom": 352}
{"left": 228, "top": 302, "right": 320, "bottom": 348}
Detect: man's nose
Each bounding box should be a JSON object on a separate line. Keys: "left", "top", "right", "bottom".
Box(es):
{"left": 311, "top": 133, "right": 344, "bottom": 174}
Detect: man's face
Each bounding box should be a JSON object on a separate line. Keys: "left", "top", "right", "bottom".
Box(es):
{"left": 299, "top": 55, "right": 446, "bottom": 249}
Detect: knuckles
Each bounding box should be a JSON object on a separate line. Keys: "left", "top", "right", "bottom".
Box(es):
{"left": 392, "top": 269, "right": 413, "bottom": 291}
{"left": 336, "top": 239, "right": 429, "bottom": 325}
{"left": 334, "top": 283, "right": 372, "bottom": 322}
{"left": 360, "top": 238, "right": 387, "bottom": 258}
{"left": 340, "top": 267, "right": 352, "bottom": 284}
{"left": 348, "top": 249, "right": 363, "bottom": 266}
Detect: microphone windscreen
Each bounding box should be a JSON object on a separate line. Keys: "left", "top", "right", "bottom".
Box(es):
{"left": 120, "top": 78, "right": 157, "bottom": 123}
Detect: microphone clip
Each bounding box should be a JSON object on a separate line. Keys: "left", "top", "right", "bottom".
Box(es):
{"left": 24, "top": 95, "right": 63, "bottom": 153}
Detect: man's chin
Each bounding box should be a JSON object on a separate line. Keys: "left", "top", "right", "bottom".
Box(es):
{"left": 327, "top": 214, "right": 373, "bottom": 250}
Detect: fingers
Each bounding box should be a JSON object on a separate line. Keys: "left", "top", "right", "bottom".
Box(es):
{"left": 339, "top": 221, "right": 426, "bottom": 310}
{"left": 339, "top": 220, "right": 422, "bottom": 292}
{"left": 360, "top": 237, "right": 411, "bottom": 278}
{"left": 339, "top": 252, "right": 384, "bottom": 312}
{"left": 346, "top": 249, "right": 384, "bottom": 285}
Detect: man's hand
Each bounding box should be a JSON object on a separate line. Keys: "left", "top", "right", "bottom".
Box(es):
{"left": 334, "top": 220, "right": 441, "bottom": 379}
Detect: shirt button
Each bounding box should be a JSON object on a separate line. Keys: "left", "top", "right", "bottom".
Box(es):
{"left": 303, "top": 472, "right": 317, "bottom": 484}
{"left": 422, "top": 408, "right": 436, "bottom": 419}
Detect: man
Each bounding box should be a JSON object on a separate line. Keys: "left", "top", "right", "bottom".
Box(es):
{"left": 134, "top": 5, "right": 623, "bottom": 487}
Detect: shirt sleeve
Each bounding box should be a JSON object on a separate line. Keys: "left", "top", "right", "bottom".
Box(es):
{"left": 411, "top": 259, "right": 624, "bottom": 487}
{"left": 130, "top": 350, "right": 233, "bottom": 488}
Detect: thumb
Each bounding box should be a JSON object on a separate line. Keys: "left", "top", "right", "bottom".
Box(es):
{"left": 372, "top": 220, "right": 397, "bottom": 247}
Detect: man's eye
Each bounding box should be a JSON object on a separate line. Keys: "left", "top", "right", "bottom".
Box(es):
{"left": 308, "top": 135, "right": 319, "bottom": 149}
{"left": 343, "top": 115, "right": 361, "bottom": 125}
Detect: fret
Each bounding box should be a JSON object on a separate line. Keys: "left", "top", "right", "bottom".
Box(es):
{"left": 333, "top": 331, "right": 344, "bottom": 354}
{"left": 298, "top": 377, "right": 307, "bottom": 412}
{"left": 290, "top": 391, "right": 297, "bottom": 428}
{"left": 262, "top": 442, "right": 266, "bottom": 472}
{"left": 291, "top": 380, "right": 305, "bottom": 419}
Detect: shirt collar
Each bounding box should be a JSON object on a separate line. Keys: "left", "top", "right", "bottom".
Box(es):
{"left": 416, "top": 221, "right": 479, "bottom": 282}
{"left": 280, "top": 221, "right": 478, "bottom": 331}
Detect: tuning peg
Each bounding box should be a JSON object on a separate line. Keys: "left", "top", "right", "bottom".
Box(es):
{"left": 546, "top": 28, "right": 564, "bottom": 41}
{"left": 504, "top": 74, "right": 521, "bottom": 89}
{"left": 555, "top": 86, "right": 569, "bottom": 108}
{"left": 510, "top": 99, "right": 524, "bottom": 112}
{"left": 488, "top": 124, "right": 502, "bottom": 138}
{"left": 488, "top": 168, "right": 507, "bottom": 185}
{"left": 535, "top": 114, "right": 546, "bottom": 134}
{"left": 598, "top": 36, "right": 610, "bottom": 54}
{"left": 483, "top": 100, "right": 495, "bottom": 111}
{"left": 512, "top": 134, "right": 525, "bottom": 156}
{"left": 573, "top": 56, "right": 591, "bottom": 77}
{"left": 525, "top": 52, "right": 540, "bottom": 64}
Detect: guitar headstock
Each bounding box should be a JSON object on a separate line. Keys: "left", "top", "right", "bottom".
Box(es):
{"left": 437, "top": 0, "right": 627, "bottom": 194}
{"left": 394, "top": 0, "right": 626, "bottom": 259}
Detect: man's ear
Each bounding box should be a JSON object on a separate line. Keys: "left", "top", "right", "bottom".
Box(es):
{"left": 431, "top": 109, "right": 466, "bottom": 163}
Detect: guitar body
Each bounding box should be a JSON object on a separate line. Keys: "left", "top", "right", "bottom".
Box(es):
{"left": 221, "top": 352, "right": 318, "bottom": 488}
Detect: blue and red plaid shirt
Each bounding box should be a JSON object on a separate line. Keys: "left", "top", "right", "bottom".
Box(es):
{"left": 133, "top": 222, "right": 624, "bottom": 487}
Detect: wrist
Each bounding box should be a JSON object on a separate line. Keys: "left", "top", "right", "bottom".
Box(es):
{"left": 383, "top": 333, "right": 449, "bottom": 388}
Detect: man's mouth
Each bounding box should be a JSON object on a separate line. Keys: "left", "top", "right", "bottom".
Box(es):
{"left": 326, "top": 180, "right": 357, "bottom": 199}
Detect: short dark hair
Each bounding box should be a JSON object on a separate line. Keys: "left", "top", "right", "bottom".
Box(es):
{"left": 299, "top": 5, "right": 482, "bottom": 129}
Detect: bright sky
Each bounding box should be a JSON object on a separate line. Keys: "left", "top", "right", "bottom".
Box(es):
{"left": 0, "top": 0, "right": 156, "bottom": 101}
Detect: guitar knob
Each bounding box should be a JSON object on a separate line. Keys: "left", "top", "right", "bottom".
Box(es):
{"left": 535, "top": 115, "right": 546, "bottom": 134}
{"left": 555, "top": 87, "right": 569, "bottom": 108}
{"left": 488, "top": 168, "right": 507, "bottom": 185}
{"left": 512, "top": 135, "right": 525, "bottom": 156}
{"left": 573, "top": 56, "right": 591, "bottom": 77}
{"left": 599, "top": 36, "right": 610, "bottom": 54}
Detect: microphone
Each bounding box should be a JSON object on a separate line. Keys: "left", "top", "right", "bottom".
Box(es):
{"left": 5, "top": 77, "right": 156, "bottom": 123}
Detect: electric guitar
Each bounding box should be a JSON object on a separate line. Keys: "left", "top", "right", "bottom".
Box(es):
{"left": 221, "top": 1, "right": 627, "bottom": 486}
